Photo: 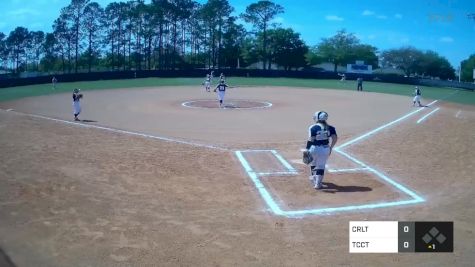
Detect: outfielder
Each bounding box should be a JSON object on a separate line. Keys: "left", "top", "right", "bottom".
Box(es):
{"left": 72, "top": 88, "right": 83, "bottom": 121}
{"left": 413, "top": 86, "right": 422, "bottom": 107}
{"left": 356, "top": 77, "right": 363, "bottom": 91}
{"left": 203, "top": 74, "right": 211, "bottom": 92}
{"left": 213, "top": 80, "right": 228, "bottom": 108}
{"left": 304, "top": 111, "right": 338, "bottom": 190}
{"left": 52, "top": 76, "right": 58, "bottom": 89}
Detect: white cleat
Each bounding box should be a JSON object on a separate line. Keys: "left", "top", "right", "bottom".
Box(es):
{"left": 314, "top": 183, "right": 323, "bottom": 190}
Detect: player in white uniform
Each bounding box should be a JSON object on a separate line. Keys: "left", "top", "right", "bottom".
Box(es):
{"left": 338, "top": 73, "right": 346, "bottom": 82}
{"left": 72, "top": 88, "right": 83, "bottom": 121}
{"left": 52, "top": 76, "right": 58, "bottom": 89}
{"left": 305, "top": 111, "right": 338, "bottom": 190}
{"left": 413, "top": 86, "right": 422, "bottom": 107}
{"left": 214, "top": 80, "right": 228, "bottom": 108}
{"left": 210, "top": 70, "right": 215, "bottom": 82}
{"left": 203, "top": 74, "right": 211, "bottom": 92}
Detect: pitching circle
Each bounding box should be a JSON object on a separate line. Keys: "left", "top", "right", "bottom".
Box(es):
{"left": 181, "top": 99, "right": 273, "bottom": 110}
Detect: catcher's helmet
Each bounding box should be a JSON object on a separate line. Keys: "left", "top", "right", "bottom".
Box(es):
{"left": 73, "top": 88, "right": 80, "bottom": 93}
{"left": 313, "top": 111, "right": 328, "bottom": 122}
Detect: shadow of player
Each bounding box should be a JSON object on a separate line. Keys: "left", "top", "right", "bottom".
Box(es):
{"left": 0, "top": 247, "right": 16, "bottom": 267}
{"left": 76, "top": 119, "right": 98, "bottom": 123}
{"left": 321, "top": 182, "right": 372, "bottom": 194}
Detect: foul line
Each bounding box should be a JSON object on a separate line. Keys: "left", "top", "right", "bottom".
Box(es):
{"left": 328, "top": 167, "right": 368, "bottom": 173}
{"left": 337, "top": 100, "right": 437, "bottom": 149}
{"left": 416, "top": 108, "right": 440, "bottom": 124}
{"left": 2, "top": 109, "right": 230, "bottom": 152}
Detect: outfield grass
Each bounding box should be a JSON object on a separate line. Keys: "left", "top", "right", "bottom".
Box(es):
{"left": 0, "top": 77, "right": 474, "bottom": 105}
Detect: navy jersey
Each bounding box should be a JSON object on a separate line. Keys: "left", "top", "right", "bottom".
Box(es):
{"left": 216, "top": 84, "right": 227, "bottom": 92}
{"left": 415, "top": 88, "right": 421, "bottom": 95}
{"left": 73, "top": 93, "right": 81, "bottom": 102}
{"left": 308, "top": 123, "right": 337, "bottom": 146}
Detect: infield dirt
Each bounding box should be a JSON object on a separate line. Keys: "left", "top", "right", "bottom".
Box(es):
{"left": 0, "top": 86, "right": 474, "bottom": 266}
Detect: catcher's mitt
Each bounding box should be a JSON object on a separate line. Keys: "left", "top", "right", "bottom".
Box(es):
{"left": 78, "top": 94, "right": 83, "bottom": 99}
{"left": 302, "top": 150, "right": 313, "bottom": 165}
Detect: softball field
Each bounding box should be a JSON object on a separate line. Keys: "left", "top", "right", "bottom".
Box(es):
{"left": 0, "top": 81, "right": 474, "bottom": 266}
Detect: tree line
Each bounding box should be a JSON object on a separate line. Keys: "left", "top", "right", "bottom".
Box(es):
{"left": 0, "top": 0, "right": 466, "bottom": 80}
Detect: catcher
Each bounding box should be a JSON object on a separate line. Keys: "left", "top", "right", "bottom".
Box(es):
{"left": 72, "top": 88, "right": 83, "bottom": 121}
{"left": 303, "top": 111, "right": 338, "bottom": 190}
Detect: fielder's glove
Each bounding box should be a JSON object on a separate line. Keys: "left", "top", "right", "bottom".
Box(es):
{"left": 302, "top": 150, "right": 313, "bottom": 165}
{"left": 78, "top": 94, "right": 83, "bottom": 99}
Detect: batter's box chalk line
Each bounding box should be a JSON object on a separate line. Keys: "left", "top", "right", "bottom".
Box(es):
{"left": 235, "top": 101, "right": 437, "bottom": 217}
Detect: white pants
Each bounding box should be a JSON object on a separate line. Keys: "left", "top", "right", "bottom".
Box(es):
{"left": 309, "top": 145, "right": 330, "bottom": 169}
{"left": 413, "top": 95, "right": 421, "bottom": 102}
{"left": 204, "top": 81, "right": 210, "bottom": 89}
{"left": 217, "top": 91, "right": 225, "bottom": 101}
{"left": 73, "top": 101, "right": 81, "bottom": 115}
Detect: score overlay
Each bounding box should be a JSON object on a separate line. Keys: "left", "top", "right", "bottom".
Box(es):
{"left": 349, "top": 221, "right": 453, "bottom": 253}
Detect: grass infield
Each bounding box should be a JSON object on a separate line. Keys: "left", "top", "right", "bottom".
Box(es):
{"left": 0, "top": 77, "right": 473, "bottom": 105}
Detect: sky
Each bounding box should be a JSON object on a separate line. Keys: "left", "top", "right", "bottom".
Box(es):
{"left": 1, "top": 0, "right": 474, "bottom": 67}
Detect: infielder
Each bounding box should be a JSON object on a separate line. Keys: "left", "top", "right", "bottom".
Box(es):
{"left": 213, "top": 80, "right": 228, "bottom": 108}
{"left": 72, "top": 88, "right": 83, "bottom": 121}
{"left": 338, "top": 73, "right": 346, "bottom": 82}
{"left": 305, "top": 111, "right": 338, "bottom": 190}
{"left": 413, "top": 86, "right": 422, "bottom": 107}
{"left": 203, "top": 74, "right": 211, "bottom": 92}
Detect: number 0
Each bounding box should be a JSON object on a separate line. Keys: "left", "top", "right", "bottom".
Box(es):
{"left": 404, "top": 226, "right": 409, "bottom": 232}
{"left": 404, "top": 242, "right": 409, "bottom": 248}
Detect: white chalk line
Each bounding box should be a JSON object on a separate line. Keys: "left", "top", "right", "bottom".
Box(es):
{"left": 181, "top": 100, "right": 273, "bottom": 110}
{"left": 328, "top": 167, "right": 368, "bottom": 173}
{"left": 416, "top": 107, "right": 441, "bottom": 124}
{"left": 455, "top": 110, "right": 461, "bottom": 118}
{"left": 2, "top": 109, "right": 230, "bottom": 152}
{"left": 337, "top": 100, "right": 438, "bottom": 149}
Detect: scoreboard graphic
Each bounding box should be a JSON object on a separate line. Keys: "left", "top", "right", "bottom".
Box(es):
{"left": 349, "top": 221, "right": 453, "bottom": 253}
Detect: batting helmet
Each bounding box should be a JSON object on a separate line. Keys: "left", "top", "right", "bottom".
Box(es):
{"left": 313, "top": 111, "right": 328, "bottom": 122}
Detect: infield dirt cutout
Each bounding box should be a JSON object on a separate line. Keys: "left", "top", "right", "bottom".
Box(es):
{"left": 1, "top": 86, "right": 474, "bottom": 266}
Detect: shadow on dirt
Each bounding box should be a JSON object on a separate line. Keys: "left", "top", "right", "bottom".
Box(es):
{"left": 321, "top": 182, "right": 372, "bottom": 194}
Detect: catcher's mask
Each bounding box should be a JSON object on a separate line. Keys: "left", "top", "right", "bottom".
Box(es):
{"left": 313, "top": 111, "right": 328, "bottom": 122}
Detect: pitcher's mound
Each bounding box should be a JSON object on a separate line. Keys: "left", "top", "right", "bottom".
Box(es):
{"left": 182, "top": 99, "right": 272, "bottom": 109}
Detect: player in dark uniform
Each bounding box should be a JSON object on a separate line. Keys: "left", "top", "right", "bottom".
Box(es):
{"left": 357, "top": 77, "right": 363, "bottom": 91}
{"left": 214, "top": 80, "right": 228, "bottom": 108}
{"left": 305, "top": 111, "right": 338, "bottom": 189}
